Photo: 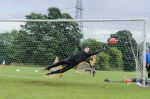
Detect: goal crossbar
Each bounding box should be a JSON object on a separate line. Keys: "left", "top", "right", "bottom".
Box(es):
{"left": 0, "top": 19, "right": 146, "bottom": 22}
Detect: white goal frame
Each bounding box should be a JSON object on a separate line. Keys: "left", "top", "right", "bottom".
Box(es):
{"left": 0, "top": 19, "right": 147, "bottom": 86}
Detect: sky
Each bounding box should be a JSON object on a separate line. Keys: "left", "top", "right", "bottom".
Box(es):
{"left": 0, "top": 0, "right": 149, "bottom": 19}
{"left": 0, "top": 0, "right": 149, "bottom": 42}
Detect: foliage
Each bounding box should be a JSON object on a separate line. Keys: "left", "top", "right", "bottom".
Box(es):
{"left": 81, "top": 39, "right": 123, "bottom": 70}
{"left": 0, "top": 7, "right": 82, "bottom": 66}
{"left": 95, "top": 52, "right": 110, "bottom": 70}
{"left": 0, "top": 30, "right": 18, "bottom": 64}
{"left": 107, "top": 47, "right": 123, "bottom": 70}
{"left": 81, "top": 39, "right": 104, "bottom": 53}
{"left": 22, "top": 7, "right": 82, "bottom": 60}
{"left": 0, "top": 7, "right": 139, "bottom": 70}
{"left": 110, "top": 30, "right": 138, "bottom": 71}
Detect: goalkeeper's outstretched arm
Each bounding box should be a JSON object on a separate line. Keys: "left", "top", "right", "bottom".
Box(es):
{"left": 86, "top": 45, "right": 108, "bottom": 57}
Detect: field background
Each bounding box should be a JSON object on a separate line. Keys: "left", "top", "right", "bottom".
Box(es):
{"left": 0, "top": 66, "right": 150, "bottom": 99}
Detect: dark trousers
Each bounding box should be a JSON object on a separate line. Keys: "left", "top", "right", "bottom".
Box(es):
{"left": 49, "top": 65, "right": 75, "bottom": 75}
{"left": 46, "top": 59, "right": 69, "bottom": 70}
{"left": 146, "top": 64, "right": 150, "bottom": 78}
{"left": 45, "top": 59, "right": 77, "bottom": 75}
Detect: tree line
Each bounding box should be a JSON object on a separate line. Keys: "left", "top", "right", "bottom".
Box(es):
{"left": 0, "top": 7, "right": 139, "bottom": 71}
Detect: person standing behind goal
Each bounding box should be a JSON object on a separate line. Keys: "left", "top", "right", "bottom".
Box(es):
{"left": 146, "top": 51, "right": 150, "bottom": 78}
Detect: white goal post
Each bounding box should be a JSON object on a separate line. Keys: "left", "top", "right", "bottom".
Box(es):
{"left": 0, "top": 19, "right": 147, "bottom": 86}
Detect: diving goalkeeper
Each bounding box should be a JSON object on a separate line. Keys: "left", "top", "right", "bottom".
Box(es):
{"left": 44, "top": 43, "right": 106, "bottom": 76}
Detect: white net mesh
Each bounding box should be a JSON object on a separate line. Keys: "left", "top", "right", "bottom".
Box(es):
{"left": 0, "top": 19, "right": 146, "bottom": 84}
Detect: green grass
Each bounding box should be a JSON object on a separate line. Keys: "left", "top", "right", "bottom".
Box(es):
{"left": 0, "top": 66, "right": 150, "bottom": 99}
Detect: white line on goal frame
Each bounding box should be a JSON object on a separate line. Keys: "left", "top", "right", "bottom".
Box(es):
{"left": 0, "top": 19, "right": 146, "bottom": 22}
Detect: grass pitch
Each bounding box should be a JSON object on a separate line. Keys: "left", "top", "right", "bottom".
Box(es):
{"left": 0, "top": 66, "right": 150, "bottom": 99}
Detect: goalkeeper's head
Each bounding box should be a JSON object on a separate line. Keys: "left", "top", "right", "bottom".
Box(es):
{"left": 83, "top": 47, "right": 90, "bottom": 53}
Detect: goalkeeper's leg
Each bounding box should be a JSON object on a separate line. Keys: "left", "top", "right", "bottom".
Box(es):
{"left": 146, "top": 64, "right": 150, "bottom": 78}
{"left": 46, "top": 64, "right": 75, "bottom": 75}
{"left": 44, "top": 60, "right": 68, "bottom": 71}
{"left": 86, "top": 60, "right": 96, "bottom": 77}
{"left": 148, "top": 71, "right": 150, "bottom": 78}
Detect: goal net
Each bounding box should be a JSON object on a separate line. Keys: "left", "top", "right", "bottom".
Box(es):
{"left": 0, "top": 19, "right": 147, "bottom": 85}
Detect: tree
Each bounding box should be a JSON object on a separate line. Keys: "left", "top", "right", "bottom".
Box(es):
{"left": 110, "top": 30, "right": 138, "bottom": 71}
{"left": 95, "top": 52, "right": 110, "bottom": 70}
{"left": 147, "top": 42, "right": 150, "bottom": 51}
{"left": 0, "top": 30, "right": 19, "bottom": 64}
{"left": 13, "top": 7, "right": 82, "bottom": 65}
{"left": 81, "top": 39, "right": 104, "bottom": 53}
{"left": 0, "top": 41, "right": 7, "bottom": 64}
{"left": 81, "top": 39, "right": 108, "bottom": 69}
{"left": 80, "top": 38, "right": 123, "bottom": 70}
{"left": 107, "top": 47, "right": 123, "bottom": 70}
{"left": 11, "top": 30, "right": 55, "bottom": 65}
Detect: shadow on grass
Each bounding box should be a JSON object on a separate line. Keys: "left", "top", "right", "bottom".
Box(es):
{"left": 1, "top": 76, "right": 101, "bottom": 88}
{"left": 0, "top": 74, "right": 106, "bottom": 89}
{"left": 19, "top": 79, "right": 101, "bottom": 88}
